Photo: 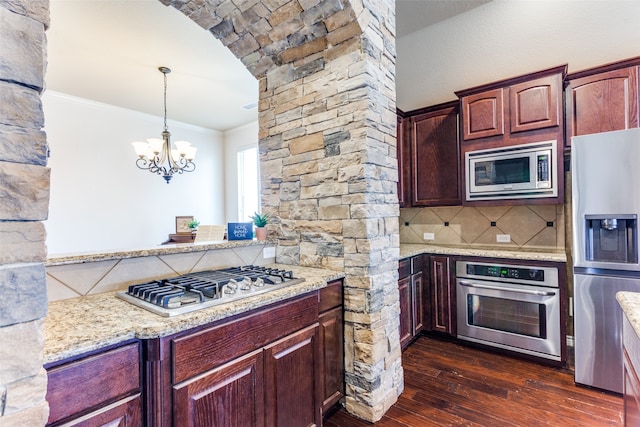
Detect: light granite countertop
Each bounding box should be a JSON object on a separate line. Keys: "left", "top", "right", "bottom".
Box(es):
{"left": 44, "top": 264, "right": 344, "bottom": 365}
{"left": 46, "top": 239, "right": 276, "bottom": 266}
{"left": 399, "top": 243, "right": 567, "bottom": 263}
{"left": 617, "top": 291, "right": 640, "bottom": 339}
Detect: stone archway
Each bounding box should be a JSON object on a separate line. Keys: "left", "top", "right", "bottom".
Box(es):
{"left": 0, "top": 0, "right": 400, "bottom": 423}
{"left": 161, "top": 0, "right": 402, "bottom": 420}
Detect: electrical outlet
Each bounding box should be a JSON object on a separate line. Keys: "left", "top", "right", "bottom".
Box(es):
{"left": 263, "top": 246, "right": 276, "bottom": 258}
{"left": 496, "top": 234, "right": 511, "bottom": 243}
{"left": 423, "top": 232, "right": 435, "bottom": 241}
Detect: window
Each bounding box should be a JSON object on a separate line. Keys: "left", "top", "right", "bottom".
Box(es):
{"left": 237, "top": 146, "right": 259, "bottom": 222}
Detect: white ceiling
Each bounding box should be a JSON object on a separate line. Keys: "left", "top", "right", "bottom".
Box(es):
{"left": 396, "top": 0, "right": 489, "bottom": 38}
{"left": 46, "top": 0, "right": 488, "bottom": 131}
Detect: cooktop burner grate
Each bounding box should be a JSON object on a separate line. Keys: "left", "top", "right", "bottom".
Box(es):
{"left": 116, "top": 265, "right": 304, "bottom": 317}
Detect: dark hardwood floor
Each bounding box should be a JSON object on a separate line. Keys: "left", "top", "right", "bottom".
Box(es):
{"left": 325, "top": 336, "right": 623, "bottom": 426}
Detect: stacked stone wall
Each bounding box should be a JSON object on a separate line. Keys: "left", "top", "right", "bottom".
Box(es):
{"left": 0, "top": 1, "right": 50, "bottom": 425}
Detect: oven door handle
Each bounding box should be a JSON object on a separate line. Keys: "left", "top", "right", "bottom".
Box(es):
{"left": 458, "top": 281, "right": 556, "bottom": 296}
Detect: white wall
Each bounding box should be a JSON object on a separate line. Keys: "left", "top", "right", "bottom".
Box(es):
{"left": 397, "top": 0, "right": 640, "bottom": 111}
{"left": 223, "top": 121, "right": 260, "bottom": 223}
{"left": 43, "top": 91, "right": 225, "bottom": 255}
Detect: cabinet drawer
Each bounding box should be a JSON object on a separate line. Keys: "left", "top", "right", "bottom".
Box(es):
{"left": 172, "top": 293, "right": 319, "bottom": 383}
{"left": 319, "top": 280, "right": 343, "bottom": 312}
{"left": 46, "top": 342, "right": 141, "bottom": 425}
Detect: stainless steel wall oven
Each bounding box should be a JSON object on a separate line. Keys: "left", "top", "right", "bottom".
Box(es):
{"left": 456, "top": 260, "right": 561, "bottom": 361}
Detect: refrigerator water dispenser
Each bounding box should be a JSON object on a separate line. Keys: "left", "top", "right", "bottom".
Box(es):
{"left": 585, "top": 214, "right": 638, "bottom": 264}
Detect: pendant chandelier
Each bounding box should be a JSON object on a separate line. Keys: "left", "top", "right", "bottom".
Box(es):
{"left": 132, "top": 66, "right": 197, "bottom": 183}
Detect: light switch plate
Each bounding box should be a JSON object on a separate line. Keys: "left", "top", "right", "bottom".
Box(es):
{"left": 423, "top": 232, "right": 435, "bottom": 241}
{"left": 496, "top": 234, "right": 511, "bottom": 243}
{"left": 263, "top": 246, "right": 276, "bottom": 258}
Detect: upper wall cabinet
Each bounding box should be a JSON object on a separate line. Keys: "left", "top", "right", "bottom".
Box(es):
{"left": 409, "top": 102, "right": 460, "bottom": 207}
{"left": 455, "top": 66, "right": 566, "bottom": 206}
{"left": 565, "top": 56, "right": 640, "bottom": 148}
{"left": 397, "top": 113, "right": 410, "bottom": 208}
{"left": 510, "top": 74, "right": 561, "bottom": 134}
{"left": 456, "top": 65, "right": 566, "bottom": 148}
{"left": 460, "top": 88, "right": 505, "bottom": 140}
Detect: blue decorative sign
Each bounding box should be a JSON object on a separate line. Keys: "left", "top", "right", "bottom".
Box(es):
{"left": 227, "top": 222, "right": 253, "bottom": 240}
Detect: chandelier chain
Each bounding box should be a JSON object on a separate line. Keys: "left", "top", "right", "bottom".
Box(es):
{"left": 163, "top": 71, "right": 168, "bottom": 132}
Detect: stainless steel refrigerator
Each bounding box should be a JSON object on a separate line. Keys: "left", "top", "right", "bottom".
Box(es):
{"left": 572, "top": 128, "right": 640, "bottom": 393}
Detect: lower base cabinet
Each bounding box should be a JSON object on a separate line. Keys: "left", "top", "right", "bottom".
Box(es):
{"left": 399, "top": 254, "right": 456, "bottom": 350}
{"left": 47, "top": 282, "right": 343, "bottom": 427}
{"left": 151, "top": 282, "right": 343, "bottom": 427}
{"left": 398, "top": 255, "right": 425, "bottom": 349}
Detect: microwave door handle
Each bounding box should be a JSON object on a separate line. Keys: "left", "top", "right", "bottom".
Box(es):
{"left": 458, "top": 281, "right": 556, "bottom": 297}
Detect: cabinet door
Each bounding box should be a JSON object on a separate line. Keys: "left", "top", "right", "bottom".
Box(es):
{"left": 460, "top": 88, "right": 505, "bottom": 140}
{"left": 397, "top": 114, "right": 411, "bottom": 207}
{"left": 58, "top": 395, "right": 142, "bottom": 427}
{"left": 264, "top": 324, "right": 320, "bottom": 427}
{"left": 510, "top": 74, "right": 561, "bottom": 133}
{"left": 567, "top": 66, "right": 639, "bottom": 143}
{"left": 173, "top": 350, "right": 265, "bottom": 427}
{"left": 398, "top": 275, "right": 412, "bottom": 349}
{"left": 430, "top": 256, "right": 455, "bottom": 335}
{"left": 411, "top": 105, "right": 460, "bottom": 206}
{"left": 319, "top": 306, "right": 344, "bottom": 415}
{"left": 411, "top": 272, "right": 424, "bottom": 336}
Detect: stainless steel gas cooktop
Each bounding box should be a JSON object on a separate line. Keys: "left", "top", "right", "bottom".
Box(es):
{"left": 116, "top": 265, "right": 304, "bottom": 317}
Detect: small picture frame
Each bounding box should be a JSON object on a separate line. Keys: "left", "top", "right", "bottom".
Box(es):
{"left": 176, "top": 216, "right": 194, "bottom": 235}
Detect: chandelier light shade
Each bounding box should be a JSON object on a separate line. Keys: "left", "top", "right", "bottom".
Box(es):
{"left": 132, "top": 66, "right": 197, "bottom": 183}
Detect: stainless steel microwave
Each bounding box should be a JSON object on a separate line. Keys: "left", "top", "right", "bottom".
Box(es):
{"left": 465, "top": 140, "right": 557, "bottom": 201}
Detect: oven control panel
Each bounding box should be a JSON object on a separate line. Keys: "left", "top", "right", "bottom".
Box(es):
{"left": 457, "top": 260, "right": 558, "bottom": 287}
{"left": 466, "top": 264, "right": 544, "bottom": 281}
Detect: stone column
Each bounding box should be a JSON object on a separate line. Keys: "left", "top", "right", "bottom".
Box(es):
{"left": 0, "top": 1, "right": 51, "bottom": 426}
{"left": 258, "top": 0, "right": 402, "bottom": 421}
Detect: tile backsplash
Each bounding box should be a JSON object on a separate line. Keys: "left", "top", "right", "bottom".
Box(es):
{"left": 400, "top": 204, "right": 565, "bottom": 251}
{"left": 46, "top": 245, "right": 275, "bottom": 302}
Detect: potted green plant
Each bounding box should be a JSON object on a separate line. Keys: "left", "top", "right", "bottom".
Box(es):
{"left": 187, "top": 219, "right": 200, "bottom": 234}
{"left": 249, "top": 212, "right": 269, "bottom": 240}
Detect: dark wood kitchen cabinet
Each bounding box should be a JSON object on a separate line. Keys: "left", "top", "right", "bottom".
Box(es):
{"left": 455, "top": 65, "right": 566, "bottom": 206}
{"left": 173, "top": 349, "right": 265, "bottom": 426}
{"left": 318, "top": 280, "right": 344, "bottom": 418}
{"left": 565, "top": 56, "right": 640, "bottom": 147}
{"left": 409, "top": 102, "right": 460, "bottom": 206}
{"left": 265, "top": 324, "right": 320, "bottom": 427}
{"left": 45, "top": 341, "right": 143, "bottom": 427}
{"left": 426, "top": 255, "right": 456, "bottom": 336}
{"left": 457, "top": 65, "right": 565, "bottom": 143}
{"left": 398, "top": 255, "right": 425, "bottom": 349}
{"left": 397, "top": 113, "right": 410, "bottom": 208}
{"left": 147, "top": 285, "right": 343, "bottom": 427}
